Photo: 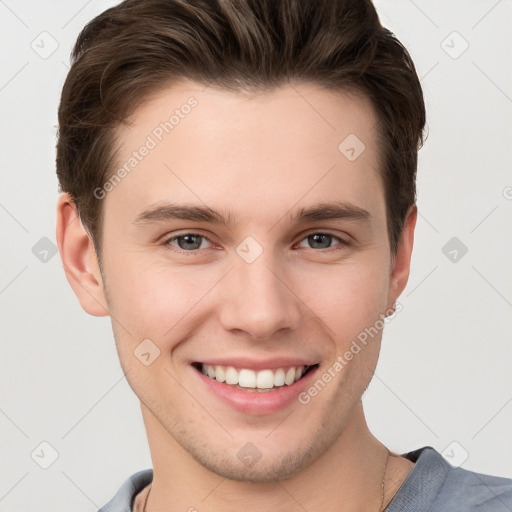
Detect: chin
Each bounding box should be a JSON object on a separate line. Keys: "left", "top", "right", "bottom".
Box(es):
{"left": 183, "top": 430, "right": 332, "bottom": 483}
{"left": 196, "top": 451, "right": 312, "bottom": 483}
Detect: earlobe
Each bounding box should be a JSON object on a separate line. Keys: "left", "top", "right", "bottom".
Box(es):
{"left": 386, "top": 204, "right": 417, "bottom": 310}
{"left": 56, "top": 193, "right": 109, "bottom": 317}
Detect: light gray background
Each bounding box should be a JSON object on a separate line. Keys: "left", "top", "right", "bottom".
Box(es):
{"left": 1, "top": 0, "right": 511, "bottom": 510}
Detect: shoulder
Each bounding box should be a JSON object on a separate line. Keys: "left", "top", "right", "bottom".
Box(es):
{"left": 386, "top": 446, "right": 512, "bottom": 512}
{"left": 440, "top": 461, "right": 512, "bottom": 510}
{"left": 98, "top": 469, "right": 153, "bottom": 512}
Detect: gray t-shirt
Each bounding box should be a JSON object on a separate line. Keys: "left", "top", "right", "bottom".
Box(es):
{"left": 98, "top": 446, "right": 512, "bottom": 511}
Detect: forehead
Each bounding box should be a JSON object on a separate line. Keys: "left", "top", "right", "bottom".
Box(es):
{"left": 120, "top": 80, "right": 379, "bottom": 153}
{"left": 107, "top": 81, "right": 384, "bottom": 226}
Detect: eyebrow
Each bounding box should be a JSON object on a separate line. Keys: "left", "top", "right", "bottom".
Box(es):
{"left": 132, "top": 201, "right": 372, "bottom": 227}
{"left": 292, "top": 201, "right": 371, "bottom": 225}
{"left": 133, "top": 203, "right": 234, "bottom": 227}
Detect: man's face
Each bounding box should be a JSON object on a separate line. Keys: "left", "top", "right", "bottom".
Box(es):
{"left": 96, "top": 82, "right": 405, "bottom": 481}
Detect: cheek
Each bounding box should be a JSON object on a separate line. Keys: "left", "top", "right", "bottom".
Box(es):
{"left": 103, "top": 256, "right": 219, "bottom": 347}
{"left": 103, "top": 261, "right": 211, "bottom": 400}
{"left": 295, "top": 257, "right": 389, "bottom": 338}
{"left": 307, "top": 263, "right": 388, "bottom": 393}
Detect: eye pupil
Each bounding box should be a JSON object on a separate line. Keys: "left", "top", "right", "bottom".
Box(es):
{"left": 309, "top": 233, "right": 332, "bottom": 249}
{"left": 178, "top": 234, "right": 202, "bottom": 250}
{"left": 170, "top": 233, "right": 341, "bottom": 253}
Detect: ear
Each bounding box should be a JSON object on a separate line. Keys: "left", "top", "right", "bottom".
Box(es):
{"left": 386, "top": 204, "right": 417, "bottom": 310}
{"left": 56, "top": 193, "right": 109, "bottom": 317}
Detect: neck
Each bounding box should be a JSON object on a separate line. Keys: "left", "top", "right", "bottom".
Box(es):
{"left": 142, "top": 401, "right": 391, "bottom": 512}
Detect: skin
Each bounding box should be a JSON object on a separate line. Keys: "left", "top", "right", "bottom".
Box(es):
{"left": 57, "top": 81, "right": 417, "bottom": 511}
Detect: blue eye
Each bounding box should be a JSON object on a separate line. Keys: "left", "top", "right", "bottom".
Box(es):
{"left": 166, "top": 234, "right": 211, "bottom": 251}
{"left": 298, "top": 233, "right": 347, "bottom": 250}
{"left": 162, "top": 231, "right": 349, "bottom": 256}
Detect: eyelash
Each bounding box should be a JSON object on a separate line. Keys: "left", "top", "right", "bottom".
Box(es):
{"left": 162, "top": 231, "right": 351, "bottom": 255}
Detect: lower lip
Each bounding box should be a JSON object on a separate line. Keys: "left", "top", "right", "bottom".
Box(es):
{"left": 193, "top": 365, "right": 320, "bottom": 415}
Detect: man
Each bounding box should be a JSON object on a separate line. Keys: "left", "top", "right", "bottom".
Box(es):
{"left": 55, "top": 0, "right": 512, "bottom": 510}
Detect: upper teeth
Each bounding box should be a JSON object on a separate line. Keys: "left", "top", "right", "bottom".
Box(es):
{"left": 201, "top": 364, "right": 307, "bottom": 389}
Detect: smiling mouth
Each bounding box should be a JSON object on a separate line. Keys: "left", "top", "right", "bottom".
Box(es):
{"left": 192, "top": 362, "right": 319, "bottom": 392}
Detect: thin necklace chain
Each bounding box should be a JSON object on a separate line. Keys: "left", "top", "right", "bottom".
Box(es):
{"left": 142, "top": 483, "right": 150, "bottom": 512}
{"left": 380, "top": 447, "right": 391, "bottom": 511}
{"left": 143, "top": 447, "right": 392, "bottom": 512}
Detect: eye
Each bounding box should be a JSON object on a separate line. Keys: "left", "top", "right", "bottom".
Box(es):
{"left": 165, "top": 233, "right": 212, "bottom": 252}
{"left": 297, "top": 232, "right": 348, "bottom": 250}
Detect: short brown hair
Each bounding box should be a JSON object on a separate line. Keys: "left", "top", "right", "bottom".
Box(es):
{"left": 56, "top": 0, "right": 426, "bottom": 259}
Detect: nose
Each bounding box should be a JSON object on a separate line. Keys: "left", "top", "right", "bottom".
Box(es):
{"left": 217, "top": 252, "right": 301, "bottom": 341}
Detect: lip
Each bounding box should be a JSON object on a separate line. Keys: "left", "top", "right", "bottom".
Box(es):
{"left": 194, "top": 357, "right": 318, "bottom": 371}
{"left": 191, "top": 362, "right": 320, "bottom": 415}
